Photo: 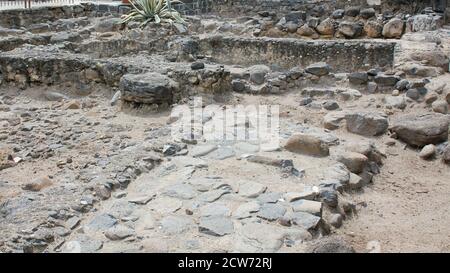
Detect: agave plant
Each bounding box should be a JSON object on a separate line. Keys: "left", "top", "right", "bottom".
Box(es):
{"left": 121, "top": 0, "right": 186, "bottom": 27}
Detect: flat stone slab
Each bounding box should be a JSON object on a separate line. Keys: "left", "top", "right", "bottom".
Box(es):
{"left": 163, "top": 183, "right": 198, "bottom": 200}
{"left": 233, "top": 201, "right": 260, "bottom": 219}
{"left": 207, "top": 146, "right": 235, "bottom": 160}
{"left": 128, "top": 194, "right": 155, "bottom": 205}
{"left": 286, "top": 211, "right": 321, "bottom": 230}
{"left": 190, "top": 144, "right": 218, "bottom": 157}
{"left": 63, "top": 235, "right": 103, "bottom": 253}
{"left": 284, "top": 189, "right": 317, "bottom": 202}
{"left": 199, "top": 216, "right": 234, "bottom": 236}
{"left": 257, "top": 203, "right": 287, "bottom": 221}
{"left": 233, "top": 222, "right": 311, "bottom": 252}
{"left": 291, "top": 200, "right": 323, "bottom": 216}
{"left": 238, "top": 181, "right": 267, "bottom": 198}
{"left": 188, "top": 178, "right": 231, "bottom": 192}
{"left": 199, "top": 203, "right": 231, "bottom": 217}
{"left": 390, "top": 113, "right": 450, "bottom": 147}
{"left": 84, "top": 213, "right": 117, "bottom": 233}
{"left": 197, "top": 188, "right": 231, "bottom": 203}
{"left": 160, "top": 216, "right": 195, "bottom": 235}
{"left": 149, "top": 196, "right": 183, "bottom": 214}
{"left": 257, "top": 192, "right": 282, "bottom": 204}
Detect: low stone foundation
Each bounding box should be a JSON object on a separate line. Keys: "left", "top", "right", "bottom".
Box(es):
{"left": 0, "top": 2, "right": 129, "bottom": 28}
{"left": 198, "top": 36, "right": 395, "bottom": 72}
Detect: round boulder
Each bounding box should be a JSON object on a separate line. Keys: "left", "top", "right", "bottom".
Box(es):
{"left": 382, "top": 18, "right": 405, "bottom": 38}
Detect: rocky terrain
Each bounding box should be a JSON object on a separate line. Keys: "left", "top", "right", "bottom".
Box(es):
{"left": 0, "top": 1, "right": 449, "bottom": 253}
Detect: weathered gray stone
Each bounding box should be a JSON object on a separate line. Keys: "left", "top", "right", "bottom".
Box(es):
{"left": 384, "top": 95, "right": 407, "bottom": 110}
{"left": 345, "top": 112, "right": 389, "bottom": 136}
{"left": 406, "top": 88, "right": 421, "bottom": 100}
{"left": 66, "top": 216, "right": 81, "bottom": 230}
{"left": 197, "top": 188, "right": 231, "bottom": 203}
{"left": 345, "top": 6, "right": 360, "bottom": 17}
{"left": 232, "top": 79, "right": 246, "bottom": 92}
{"left": 104, "top": 224, "right": 135, "bottom": 241}
{"left": 291, "top": 200, "right": 322, "bottom": 216}
{"left": 190, "top": 144, "right": 217, "bottom": 157}
{"left": 128, "top": 194, "right": 154, "bottom": 205}
{"left": 360, "top": 8, "right": 376, "bottom": 19}
{"left": 331, "top": 9, "right": 345, "bottom": 19}
{"left": 238, "top": 181, "right": 267, "bottom": 198}
{"left": 390, "top": 113, "right": 450, "bottom": 147}
{"left": 257, "top": 203, "right": 286, "bottom": 221}
{"left": 119, "top": 72, "right": 177, "bottom": 104}
{"left": 207, "top": 146, "right": 235, "bottom": 160}
{"left": 199, "top": 203, "right": 230, "bottom": 217}
{"left": 257, "top": 192, "right": 282, "bottom": 204}
{"left": 63, "top": 235, "right": 103, "bottom": 253}
{"left": 432, "top": 100, "right": 448, "bottom": 114}
{"left": 323, "top": 111, "right": 347, "bottom": 130}
{"left": 164, "top": 183, "right": 198, "bottom": 199}
{"left": 348, "top": 172, "right": 364, "bottom": 189}
{"left": 284, "top": 190, "right": 317, "bottom": 202}
{"left": 84, "top": 213, "right": 117, "bottom": 233}
{"left": 374, "top": 74, "right": 400, "bottom": 86}
{"left": 199, "top": 216, "right": 234, "bottom": 236}
{"left": 305, "top": 62, "right": 330, "bottom": 76}
{"left": 135, "top": 214, "right": 156, "bottom": 232}
{"left": 233, "top": 201, "right": 260, "bottom": 219}
{"left": 191, "top": 61, "right": 205, "bottom": 70}
{"left": 149, "top": 197, "right": 182, "bottom": 214}
{"left": 322, "top": 163, "right": 351, "bottom": 186}
{"left": 319, "top": 189, "right": 339, "bottom": 208}
{"left": 43, "top": 91, "right": 69, "bottom": 101}
{"left": 338, "top": 21, "right": 363, "bottom": 38}
{"left": 234, "top": 222, "right": 310, "bottom": 252}
{"left": 248, "top": 65, "right": 270, "bottom": 84}
{"left": 323, "top": 100, "right": 339, "bottom": 110}
{"left": 95, "top": 17, "right": 123, "bottom": 32}
{"left": 160, "top": 216, "right": 195, "bottom": 235}
{"left": 286, "top": 211, "right": 321, "bottom": 230}
{"left": 285, "top": 11, "right": 306, "bottom": 23}
{"left": 348, "top": 72, "right": 368, "bottom": 85}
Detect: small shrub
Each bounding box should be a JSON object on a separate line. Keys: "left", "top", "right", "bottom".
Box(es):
{"left": 121, "top": 0, "right": 185, "bottom": 27}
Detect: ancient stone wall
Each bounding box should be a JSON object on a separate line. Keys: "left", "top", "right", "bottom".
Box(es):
{"left": 0, "top": 0, "right": 442, "bottom": 28}
{"left": 198, "top": 36, "right": 395, "bottom": 72}
{"left": 0, "top": 3, "right": 129, "bottom": 28}
{"left": 196, "top": 0, "right": 435, "bottom": 16}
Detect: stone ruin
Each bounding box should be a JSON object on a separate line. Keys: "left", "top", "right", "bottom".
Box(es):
{"left": 0, "top": 0, "right": 449, "bottom": 253}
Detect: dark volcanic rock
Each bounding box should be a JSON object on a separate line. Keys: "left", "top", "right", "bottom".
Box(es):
{"left": 119, "top": 72, "right": 177, "bottom": 104}
{"left": 390, "top": 113, "right": 450, "bottom": 147}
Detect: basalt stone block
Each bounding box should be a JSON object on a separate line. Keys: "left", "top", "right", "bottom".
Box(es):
{"left": 390, "top": 113, "right": 450, "bottom": 147}
{"left": 285, "top": 11, "right": 306, "bottom": 24}
{"left": 338, "top": 21, "right": 363, "bottom": 38}
{"left": 119, "top": 72, "right": 177, "bottom": 104}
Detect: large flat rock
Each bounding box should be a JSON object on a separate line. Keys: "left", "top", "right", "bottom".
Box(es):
{"left": 390, "top": 113, "right": 450, "bottom": 147}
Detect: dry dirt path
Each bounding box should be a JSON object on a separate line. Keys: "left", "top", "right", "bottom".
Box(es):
{"left": 338, "top": 147, "right": 450, "bottom": 252}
